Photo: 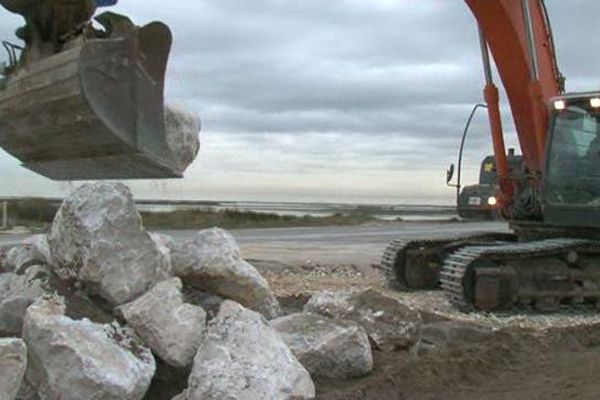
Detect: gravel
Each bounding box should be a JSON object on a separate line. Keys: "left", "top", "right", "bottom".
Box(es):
{"left": 388, "top": 290, "right": 600, "bottom": 330}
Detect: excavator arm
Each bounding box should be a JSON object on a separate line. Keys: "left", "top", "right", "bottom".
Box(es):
{"left": 465, "top": 0, "right": 563, "bottom": 209}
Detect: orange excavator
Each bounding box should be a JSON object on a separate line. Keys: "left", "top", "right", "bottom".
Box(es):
{"left": 382, "top": 0, "right": 600, "bottom": 311}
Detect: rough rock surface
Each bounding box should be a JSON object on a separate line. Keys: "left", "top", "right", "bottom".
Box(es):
{"left": 0, "top": 242, "right": 16, "bottom": 272}
{"left": 0, "top": 268, "right": 49, "bottom": 336}
{"left": 149, "top": 233, "right": 175, "bottom": 276}
{"left": 421, "top": 321, "right": 496, "bottom": 350}
{"left": 4, "top": 235, "right": 51, "bottom": 274}
{"left": 305, "top": 288, "right": 422, "bottom": 351}
{"left": 0, "top": 338, "right": 27, "bottom": 400}
{"left": 48, "top": 182, "right": 168, "bottom": 305}
{"left": 272, "top": 313, "right": 373, "bottom": 379}
{"left": 118, "top": 278, "right": 206, "bottom": 368}
{"left": 171, "top": 228, "right": 280, "bottom": 319}
{"left": 23, "top": 296, "right": 155, "bottom": 400}
{"left": 15, "top": 380, "right": 39, "bottom": 400}
{"left": 164, "top": 105, "right": 201, "bottom": 174}
{"left": 181, "top": 286, "right": 224, "bottom": 321}
{"left": 171, "top": 392, "right": 187, "bottom": 400}
{"left": 186, "top": 301, "right": 315, "bottom": 400}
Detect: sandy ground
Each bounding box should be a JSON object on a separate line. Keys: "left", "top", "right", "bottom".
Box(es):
{"left": 258, "top": 260, "right": 600, "bottom": 400}
{"left": 239, "top": 222, "right": 600, "bottom": 400}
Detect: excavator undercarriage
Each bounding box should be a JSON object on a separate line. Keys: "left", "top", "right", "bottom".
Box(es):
{"left": 382, "top": 227, "right": 600, "bottom": 312}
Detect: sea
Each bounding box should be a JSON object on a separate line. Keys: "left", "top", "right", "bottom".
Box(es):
{"left": 134, "top": 200, "right": 458, "bottom": 221}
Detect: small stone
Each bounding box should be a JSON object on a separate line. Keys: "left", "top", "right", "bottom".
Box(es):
{"left": 421, "top": 321, "right": 496, "bottom": 350}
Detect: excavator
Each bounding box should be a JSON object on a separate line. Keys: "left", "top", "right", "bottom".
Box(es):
{"left": 0, "top": 0, "right": 180, "bottom": 180}
{"left": 382, "top": 0, "right": 600, "bottom": 312}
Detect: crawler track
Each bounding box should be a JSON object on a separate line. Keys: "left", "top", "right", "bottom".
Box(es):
{"left": 381, "top": 232, "right": 515, "bottom": 290}
{"left": 440, "top": 238, "right": 600, "bottom": 311}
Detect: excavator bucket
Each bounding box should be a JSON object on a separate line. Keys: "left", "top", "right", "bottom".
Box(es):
{"left": 0, "top": 12, "right": 181, "bottom": 180}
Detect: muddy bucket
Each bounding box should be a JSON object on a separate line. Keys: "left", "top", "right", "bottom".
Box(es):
{"left": 0, "top": 13, "right": 180, "bottom": 180}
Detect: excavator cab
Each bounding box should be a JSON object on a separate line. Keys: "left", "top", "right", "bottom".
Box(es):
{"left": 0, "top": 1, "right": 181, "bottom": 180}
{"left": 544, "top": 93, "right": 600, "bottom": 227}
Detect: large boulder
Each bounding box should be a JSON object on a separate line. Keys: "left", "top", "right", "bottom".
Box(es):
{"left": 171, "top": 228, "right": 280, "bottom": 319}
{"left": 118, "top": 278, "right": 206, "bottom": 368}
{"left": 4, "top": 235, "right": 51, "bottom": 274}
{"left": 186, "top": 301, "right": 315, "bottom": 400}
{"left": 272, "top": 313, "right": 373, "bottom": 379}
{"left": 164, "top": 105, "right": 201, "bottom": 174}
{"left": 0, "top": 338, "right": 27, "bottom": 400}
{"left": 23, "top": 296, "right": 155, "bottom": 400}
{"left": 48, "top": 182, "right": 168, "bottom": 305}
{"left": 0, "top": 267, "right": 50, "bottom": 336}
{"left": 305, "top": 288, "right": 422, "bottom": 351}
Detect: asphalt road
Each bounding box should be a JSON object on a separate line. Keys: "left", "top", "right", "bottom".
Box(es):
{"left": 0, "top": 221, "right": 508, "bottom": 267}
{"left": 165, "top": 221, "right": 509, "bottom": 267}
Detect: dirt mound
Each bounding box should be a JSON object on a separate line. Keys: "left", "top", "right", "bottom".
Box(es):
{"left": 317, "top": 324, "right": 600, "bottom": 400}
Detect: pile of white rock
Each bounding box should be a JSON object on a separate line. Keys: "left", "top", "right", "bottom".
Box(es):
{"left": 0, "top": 182, "right": 425, "bottom": 400}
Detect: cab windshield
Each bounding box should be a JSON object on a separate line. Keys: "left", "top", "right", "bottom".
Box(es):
{"left": 546, "top": 100, "right": 600, "bottom": 206}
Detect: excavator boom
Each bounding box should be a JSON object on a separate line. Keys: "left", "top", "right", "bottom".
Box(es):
{"left": 466, "top": 0, "right": 563, "bottom": 193}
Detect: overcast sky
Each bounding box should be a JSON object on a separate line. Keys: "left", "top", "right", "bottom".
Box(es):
{"left": 0, "top": 0, "right": 599, "bottom": 204}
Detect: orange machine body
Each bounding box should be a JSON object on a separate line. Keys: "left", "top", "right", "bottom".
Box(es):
{"left": 465, "top": 0, "right": 563, "bottom": 206}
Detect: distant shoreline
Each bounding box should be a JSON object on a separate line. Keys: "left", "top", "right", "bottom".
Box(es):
{"left": 1, "top": 197, "right": 459, "bottom": 231}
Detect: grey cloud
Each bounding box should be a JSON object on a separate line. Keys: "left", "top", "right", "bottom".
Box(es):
{"left": 0, "top": 1, "right": 597, "bottom": 202}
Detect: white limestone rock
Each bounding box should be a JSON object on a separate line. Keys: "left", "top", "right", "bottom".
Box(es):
{"left": 0, "top": 338, "right": 27, "bottom": 400}
{"left": 272, "top": 313, "right": 373, "bottom": 379}
{"left": 164, "top": 105, "right": 201, "bottom": 174}
{"left": 23, "top": 296, "right": 155, "bottom": 400}
{"left": 0, "top": 242, "right": 17, "bottom": 272}
{"left": 47, "top": 182, "right": 169, "bottom": 305}
{"left": 0, "top": 268, "right": 50, "bottom": 336}
{"left": 4, "top": 235, "right": 51, "bottom": 274}
{"left": 186, "top": 301, "right": 315, "bottom": 400}
{"left": 305, "top": 288, "right": 422, "bottom": 351}
{"left": 149, "top": 232, "right": 175, "bottom": 276}
{"left": 171, "top": 228, "right": 280, "bottom": 319}
{"left": 118, "top": 278, "right": 206, "bottom": 368}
